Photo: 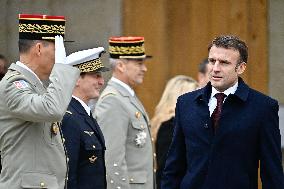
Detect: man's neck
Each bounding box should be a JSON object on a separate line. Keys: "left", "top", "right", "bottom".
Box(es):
{"left": 72, "top": 95, "right": 91, "bottom": 116}
{"left": 111, "top": 76, "right": 135, "bottom": 96}
{"left": 20, "top": 56, "right": 49, "bottom": 81}
{"left": 72, "top": 89, "right": 90, "bottom": 104}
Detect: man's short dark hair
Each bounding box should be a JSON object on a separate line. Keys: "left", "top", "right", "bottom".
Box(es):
{"left": 18, "top": 39, "right": 51, "bottom": 54}
{"left": 198, "top": 58, "right": 209, "bottom": 74}
{"left": 208, "top": 35, "right": 248, "bottom": 63}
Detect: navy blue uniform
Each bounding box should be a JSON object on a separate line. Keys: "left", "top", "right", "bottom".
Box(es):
{"left": 62, "top": 98, "right": 106, "bottom": 189}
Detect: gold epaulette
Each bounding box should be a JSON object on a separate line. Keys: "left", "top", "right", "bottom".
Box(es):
{"left": 6, "top": 71, "right": 21, "bottom": 80}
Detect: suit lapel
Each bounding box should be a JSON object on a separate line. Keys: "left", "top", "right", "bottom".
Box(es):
{"left": 84, "top": 115, "right": 105, "bottom": 146}
{"left": 208, "top": 78, "right": 249, "bottom": 141}
{"left": 130, "top": 95, "right": 150, "bottom": 123}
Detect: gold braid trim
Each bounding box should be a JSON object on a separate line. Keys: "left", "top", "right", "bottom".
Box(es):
{"left": 109, "top": 44, "right": 145, "bottom": 55}
{"left": 75, "top": 59, "right": 104, "bottom": 73}
{"left": 19, "top": 23, "right": 65, "bottom": 34}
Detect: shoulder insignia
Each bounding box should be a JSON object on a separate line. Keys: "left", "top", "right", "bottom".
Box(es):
{"left": 66, "top": 110, "right": 72, "bottom": 115}
{"left": 6, "top": 72, "right": 21, "bottom": 80}
{"left": 101, "top": 92, "right": 116, "bottom": 99}
{"left": 12, "top": 80, "right": 29, "bottom": 89}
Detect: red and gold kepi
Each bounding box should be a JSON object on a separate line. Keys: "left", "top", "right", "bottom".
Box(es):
{"left": 109, "top": 36, "right": 152, "bottom": 59}
{"left": 19, "top": 14, "right": 65, "bottom": 40}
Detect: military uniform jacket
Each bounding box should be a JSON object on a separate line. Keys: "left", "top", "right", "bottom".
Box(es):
{"left": 0, "top": 63, "right": 79, "bottom": 189}
{"left": 95, "top": 80, "right": 154, "bottom": 189}
{"left": 61, "top": 97, "right": 106, "bottom": 189}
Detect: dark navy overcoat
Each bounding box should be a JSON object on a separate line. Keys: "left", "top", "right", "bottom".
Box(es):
{"left": 162, "top": 78, "right": 284, "bottom": 189}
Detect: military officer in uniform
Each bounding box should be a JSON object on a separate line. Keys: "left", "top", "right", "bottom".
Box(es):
{"left": 61, "top": 47, "right": 109, "bottom": 189}
{"left": 0, "top": 14, "right": 79, "bottom": 189}
{"left": 95, "top": 36, "right": 154, "bottom": 189}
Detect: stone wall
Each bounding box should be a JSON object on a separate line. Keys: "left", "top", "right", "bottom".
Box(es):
{"left": 0, "top": 0, "right": 122, "bottom": 66}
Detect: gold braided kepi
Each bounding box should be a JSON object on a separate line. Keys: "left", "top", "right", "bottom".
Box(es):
{"left": 19, "top": 14, "right": 65, "bottom": 40}
{"left": 109, "top": 36, "right": 152, "bottom": 59}
{"left": 66, "top": 47, "right": 110, "bottom": 73}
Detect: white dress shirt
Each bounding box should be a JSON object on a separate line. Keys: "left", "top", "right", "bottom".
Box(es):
{"left": 72, "top": 95, "right": 91, "bottom": 116}
{"left": 208, "top": 82, "right": 238, "bottom": 116}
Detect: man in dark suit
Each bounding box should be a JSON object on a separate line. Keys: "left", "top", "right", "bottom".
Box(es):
{"left": 61, "top": 47, "right": 109, "bottom": 189}
{"left": 161, "top": 35, "right": 284, "bottom": 189}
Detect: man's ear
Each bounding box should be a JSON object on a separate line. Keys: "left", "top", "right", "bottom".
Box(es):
{"left": 236, "top": 62, "right": 246, "bottom": 75}
{"left": 34, "top": 42, "right": 42, "bottom": 56}
{"left": 116, "top": 59, "right": 126, "bottom": 73}
{"left": 75, "top": 76, "right": 82, "bottom": 87}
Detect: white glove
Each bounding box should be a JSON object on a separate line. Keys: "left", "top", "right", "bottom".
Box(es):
{"left": 55, "top": 35, "right": 67, "bottom": 64}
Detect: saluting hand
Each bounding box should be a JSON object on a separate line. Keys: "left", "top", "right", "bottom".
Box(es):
{"left": 55, "top": 35, "right": 67, "bottom": 64}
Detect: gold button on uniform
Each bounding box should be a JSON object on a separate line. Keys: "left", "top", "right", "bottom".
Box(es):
{"left": 40, "top": 182, "right": 45, "bottom": 187}
{"left": 130, "top": 178, "right": 134, "bottom": 182}
{"left": 135, "top": 111, "right": 141, "bottom": 118}
{"left": 92, "top": 145, "right": 96, "bottom": 149}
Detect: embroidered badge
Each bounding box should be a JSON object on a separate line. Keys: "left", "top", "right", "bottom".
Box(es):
{"left": 134, "top": 130, "right": 147, "bottom": 147}
{"left": 13, "top": 80, "right": 29, "bottom": 89}
{"left": 84, "top": 131, "right": 94, "bottom": 136}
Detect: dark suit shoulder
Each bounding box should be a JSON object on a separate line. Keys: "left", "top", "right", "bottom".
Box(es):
{"left": 64, "top": 104, "right": 77, "bottom": 117}
{"left": 248, "top": 88, "right": 278, "bottom": 107}
{"left": 62, "top": 106, "right": 81, "bottom": 129}
{"left": 177, "top": 88, "right": 203, "bottom": 105}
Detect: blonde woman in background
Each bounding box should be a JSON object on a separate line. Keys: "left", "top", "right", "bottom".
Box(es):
{"left": 151, "top": 75, "right": 198, "bottom": 189}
